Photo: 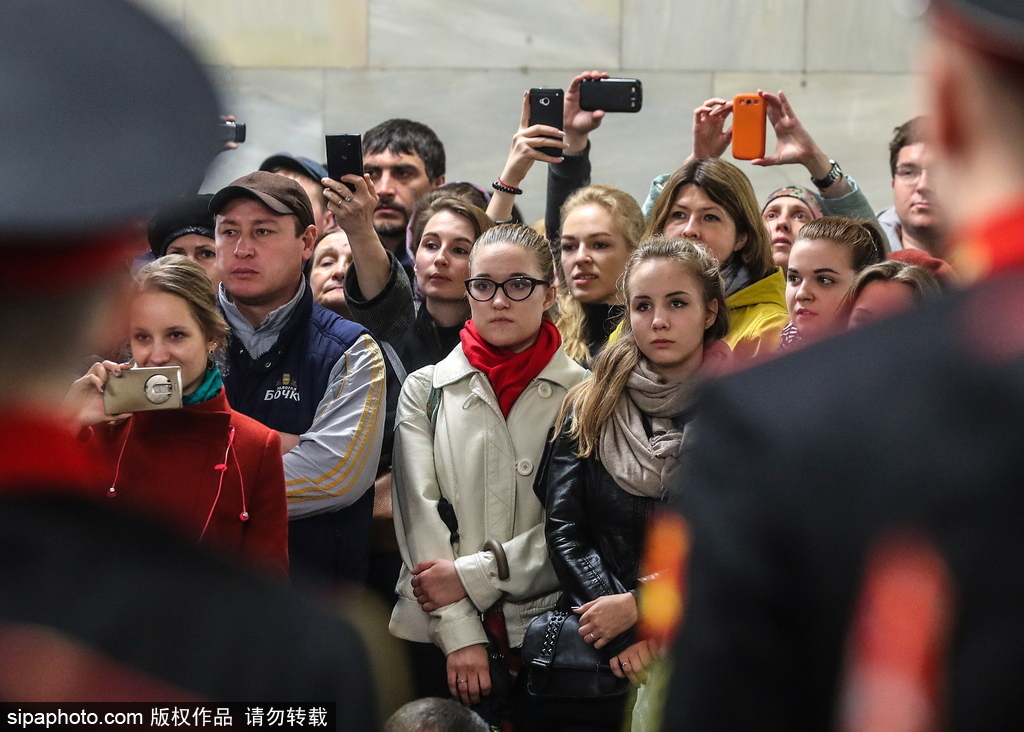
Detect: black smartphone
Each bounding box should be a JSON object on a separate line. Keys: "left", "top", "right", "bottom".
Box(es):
{"left": 218, "top": 120, "right": 246, "bottom": 143}
{"left": 579, "top": 78, "right": 643, "bottom": 113}
{"left": 528, "top": 88, "right": 564, "bottom": 158}
{"left": 325, "top": 134, "right": 363, "bottom": 190}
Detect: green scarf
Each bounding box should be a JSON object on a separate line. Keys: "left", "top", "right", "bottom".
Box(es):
{"left": 183, "top": 363, "right": 224, "bottom": 405}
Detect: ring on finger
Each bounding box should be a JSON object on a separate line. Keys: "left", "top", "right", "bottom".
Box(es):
{"left": 589, "top": 632, "right": 597, "bottom": 641}
{"left": 343, "top": 195, "right": 352, "bottom": 202}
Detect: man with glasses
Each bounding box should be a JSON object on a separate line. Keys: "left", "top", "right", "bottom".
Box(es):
{"left": 878, "top": 117, "right": 947, "bottom": 255}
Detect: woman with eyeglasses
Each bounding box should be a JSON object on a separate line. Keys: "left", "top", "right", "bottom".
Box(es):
{"left": 389, "top": 224, "right": 587, "bottom": 728}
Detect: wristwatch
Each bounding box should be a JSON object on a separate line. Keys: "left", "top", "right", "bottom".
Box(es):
{"left": 811, "top": 159, "right": 842, "bottom": 190}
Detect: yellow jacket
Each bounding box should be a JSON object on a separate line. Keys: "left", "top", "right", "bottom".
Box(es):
{"left": 723, "top": 268, "right": 788, "bottom": 361}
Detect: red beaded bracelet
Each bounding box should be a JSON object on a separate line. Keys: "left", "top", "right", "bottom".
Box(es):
{"left": 492, "top": 178, "right": 523, "bottom": 195}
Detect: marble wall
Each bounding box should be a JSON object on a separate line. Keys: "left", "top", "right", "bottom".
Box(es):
{"left": 135, "top": 0, "right": 925, "bottom": 222}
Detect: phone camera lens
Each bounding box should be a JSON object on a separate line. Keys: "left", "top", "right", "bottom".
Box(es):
{"left": 540, "top": 97, "right": 550, "bottom": 106}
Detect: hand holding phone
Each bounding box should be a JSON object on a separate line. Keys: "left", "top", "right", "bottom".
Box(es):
{"left": 326, "top": 134, "right": 364, "bottom": 190}
{"left": 731, "top": 93, "right": 766, "bottom": 161}
{"left": 528, "top": 88, "right": 565, "bottom": 159}
{"left": 218, "top": 119, "right": 246, "bottom": 144}
{"left": 579, "top": 78, "right": 643, "bottom": 113}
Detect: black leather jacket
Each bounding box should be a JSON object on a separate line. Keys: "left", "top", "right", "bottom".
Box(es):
{"left": 536, "top": 422, "right": 658, "bottom": 609}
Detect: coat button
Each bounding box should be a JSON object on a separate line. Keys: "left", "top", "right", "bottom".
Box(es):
{"left": 538, "top": 383, "right": 552, "bottom": 398}
{"left": 516, "top": 459, "right": 534, "bottom": 476}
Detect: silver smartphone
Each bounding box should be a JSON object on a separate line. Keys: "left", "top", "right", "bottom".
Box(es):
{"left": 103, "top": 366, "right": 183, "bottom": 415}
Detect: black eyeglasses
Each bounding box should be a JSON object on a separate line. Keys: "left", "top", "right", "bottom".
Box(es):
{"left": 464, "top": 276, "right": 550, "bottom": 302}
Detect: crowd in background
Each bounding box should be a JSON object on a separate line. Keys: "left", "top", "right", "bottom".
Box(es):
{"left": 9, "top": 0, "right": 1024, "bottom": 729}
{"left": 59, "top": 63, "right": 963, "bottom": 732}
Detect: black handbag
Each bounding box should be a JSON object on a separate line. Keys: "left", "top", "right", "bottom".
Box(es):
{"left": 521, "top": 604, "right": 631, "bottom": 699}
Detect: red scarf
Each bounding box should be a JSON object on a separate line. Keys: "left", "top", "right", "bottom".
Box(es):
{"left": 460, "top": 318, "right": 561, "bottom": 418}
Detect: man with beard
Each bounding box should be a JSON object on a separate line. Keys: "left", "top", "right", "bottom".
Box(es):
{"left": 362, "top": 119, "right": 446, "bottom": 273}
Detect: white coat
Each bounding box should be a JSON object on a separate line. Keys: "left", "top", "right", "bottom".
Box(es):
{"left": 389, "top": 342, "right": 587, "bottom": 655}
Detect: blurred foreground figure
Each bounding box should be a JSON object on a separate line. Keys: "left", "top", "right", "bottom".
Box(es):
{"left": 665, "top": 1, "right": 1024, "bottom": 730}
{"left": 0, "top": 1, "right": 375, "bottom": 723}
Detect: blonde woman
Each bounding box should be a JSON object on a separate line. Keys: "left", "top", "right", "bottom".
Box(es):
{"left": 557, "top": 185, "right": 645, "bottom": 365}
{"left": 66, "top": 256, "right": 288, "bottom": 575}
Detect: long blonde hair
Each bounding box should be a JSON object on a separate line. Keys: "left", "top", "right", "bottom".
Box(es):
{"left": 556, "top": 237, "right": 729, "bottom": 457}
{"left": 555, "top": 185, "right": 645, "bottom": 365}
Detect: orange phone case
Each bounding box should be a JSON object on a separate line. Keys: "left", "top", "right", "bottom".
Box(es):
{"left": 732, "top": 93, "right": 766, "bottom": 160}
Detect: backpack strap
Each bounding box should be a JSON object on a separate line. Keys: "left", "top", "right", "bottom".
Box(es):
{"left": 380, "top": 340, "right": 407, "bottom": 385}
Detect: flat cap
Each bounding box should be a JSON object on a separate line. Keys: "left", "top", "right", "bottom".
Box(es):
{"left": 260, "top": 154, "right": 329, "bottom": 184}
{"left": 0, "top": 0, "right": 221, "bottom": 241}
{"left": 209, "top": 171, "right": 316, "bottom": 230}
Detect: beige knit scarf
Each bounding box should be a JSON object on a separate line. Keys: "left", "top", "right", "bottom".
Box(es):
{"left": 598, "top": 358, "right": 694, "bottom": 498}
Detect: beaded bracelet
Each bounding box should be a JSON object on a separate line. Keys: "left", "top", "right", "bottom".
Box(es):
{"left": 492, "top": 178, "right": 523, "bottom": 195}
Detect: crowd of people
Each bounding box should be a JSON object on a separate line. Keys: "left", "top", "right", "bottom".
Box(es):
{"left": 61, "top": 68, "right": 955, "bottom": 728}
{"left": 7, "top": 0, "right": 1024, "bottom": 730}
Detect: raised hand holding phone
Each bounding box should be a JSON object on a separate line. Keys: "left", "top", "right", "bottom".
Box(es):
{"left": 486, "top": 91, "right": 567, "bottom": 222}
{"left": 731, "top": 93, "right": 767, "bottom": 160}
{"left": 325, "top": 134, "right": 364, "bottom": 190}
{"left": 528, "top": 88, "right": 565, "bottom": 158}
{"left": 563, "top": 70, "right": 609, "bottom": 154}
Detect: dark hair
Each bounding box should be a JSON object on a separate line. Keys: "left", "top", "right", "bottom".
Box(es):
{"left": 645, "top": 158, "right": 775, "bottom": 281}
{"left": 889, "top": 117, "right": 927, "bottom": 178}
{"left": 363, "top": 119, "right": 446, "bottom": 180}
{"left": 435, "top": 182, "right": 489, "bottom": 210}
{"left": 794, "top": 216, "right": 887, "bottom": 272}
{"left": 383, "top": 698, "right": 488, "bottom": 732}
{"left": 409, "top": 196, "right": 493, "bottom": 255}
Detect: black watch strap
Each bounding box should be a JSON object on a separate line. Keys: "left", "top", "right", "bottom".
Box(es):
{"left": 811, "top": 159, "right": 842, "bottom": 189}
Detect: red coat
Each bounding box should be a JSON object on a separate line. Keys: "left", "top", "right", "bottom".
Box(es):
{"left": 86, "top": 389, "right": 289, "bottom": 575}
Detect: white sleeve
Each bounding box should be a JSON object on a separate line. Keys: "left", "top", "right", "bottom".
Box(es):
{"left": 391, "top": 368, "right": 488, "bottom": 655}
{"left": 283, "top": 333, "right": 386, "bottom": 519}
